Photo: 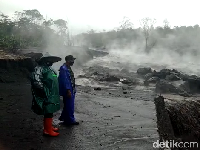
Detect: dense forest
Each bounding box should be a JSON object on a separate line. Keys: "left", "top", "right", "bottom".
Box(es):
{"left": 1, "top": 9, "right": 200, "bottom": 55}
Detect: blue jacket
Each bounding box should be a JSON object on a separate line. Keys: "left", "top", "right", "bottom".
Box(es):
{"left": 58, "top": 64, "right": 76, "bottom": 97}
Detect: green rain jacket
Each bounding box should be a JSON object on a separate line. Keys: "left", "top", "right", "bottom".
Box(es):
{"left": 30, "top": 65, "right": 60, "bottom": 115}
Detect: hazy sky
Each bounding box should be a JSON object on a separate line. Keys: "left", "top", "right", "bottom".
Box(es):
{"left": 0, "top": 0, "right": 199, "bottom": 34}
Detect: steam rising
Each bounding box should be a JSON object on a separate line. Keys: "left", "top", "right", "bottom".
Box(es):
{"left": 11, "top": 10, "right": 199, "bottom": 76}
{"left": 88, "top": 48, "right": 200, "bottom": 75}
{"left": 83, "top": 26, "right": 200, "bottom": 76}
{"left": 48, "top": 32, "right": 200, "bottom": 77}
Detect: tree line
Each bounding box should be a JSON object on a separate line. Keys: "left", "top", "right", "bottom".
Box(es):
{"left": 0, "top": 9, "right": 72, "bottom": 52}
{"left": 1, "top": 9, "right": 200, "bottom": 55}
{"left": 74, "top": 17, "right": 200, "bottom": 55}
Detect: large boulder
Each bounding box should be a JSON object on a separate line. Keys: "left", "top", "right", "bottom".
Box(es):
{"left": 179, "top": 77, "right": 200, "bottom": 94}
{"left": 137, "top": 67, "right": 152, "bottom": 75}
{"left": 84, "top": 66, "right": 120, "bottom": 77}
{"left": 148, "top": 77, "right": 160, "bottom": 83}
{"left": 150, "top": 69, "right": 182, "bottom": 80}
{"left": 180, "top": 74, "right": 191, "bottom": 81}
{"left": 99, "top": 75, "right": 120, "bottom": 82}
{"left": 155, "top": 80, "right": 180, "bottom": 94}
{"left": 179, "top": 81, "right": 191, "bottom": 93}
{"left": 161, "top": 69, "right": 179, "bottom": 73}
{"left": 156, "top": 80, "right": 190, "bottom": 96}
{"left": 121, "top": 78, "right": 138, "bottom": 85}
{"left": 83, "top": 66, "right": 127, "bottom": 83}
{"left": 152, "top": 70, "right": 170, "bottom": 79}
{"left": 166, "top": 73, "right": 181, "bottom": 81}
{"left": 144, "top": 76, "right": 160, "bottom": 86}
{"left": 144, "top": 73, "right": 153, "bottom": 80}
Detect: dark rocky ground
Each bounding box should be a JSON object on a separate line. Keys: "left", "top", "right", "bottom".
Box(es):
{"left": 0, "top": 73, "right": 159, "bottom": 150}
{"left": 0, "top": 51, "right": 159, "bottom": 150}
{"left": 1, "top": 50, "right": 200, "bottom": 150}
{"left": 76, "top": 65, "right": 200, "bottom": 149}
{"left": 79, "top": 65, "right": 200, "bottom": 97}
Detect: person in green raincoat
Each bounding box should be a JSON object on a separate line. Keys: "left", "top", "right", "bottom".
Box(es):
{"left": 30, "top": 53, "right": 61, "bottom": 137}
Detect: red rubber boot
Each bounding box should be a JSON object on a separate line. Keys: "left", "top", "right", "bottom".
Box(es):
{"left": 43, "top": 118, "right": 59, "bottom": 137}
{"left": 43, "top": 118, "right": 59, "bottom": 132}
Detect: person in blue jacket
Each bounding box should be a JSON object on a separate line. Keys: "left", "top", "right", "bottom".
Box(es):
{"left": 58, "top": 55, "right": 79, "bottom": 125}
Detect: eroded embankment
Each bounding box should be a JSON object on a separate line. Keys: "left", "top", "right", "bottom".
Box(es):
{"left": 0, "top": 50, "right": 36, "bottom": 83}
{"left": 154, "top": 96, "right": 200, "bottom": 150}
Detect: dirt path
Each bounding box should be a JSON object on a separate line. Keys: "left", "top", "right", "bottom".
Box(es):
{"left": 0, "top": 83, "right": 158, "bottom": 150}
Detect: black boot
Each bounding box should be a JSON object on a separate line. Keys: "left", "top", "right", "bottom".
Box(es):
{"left": 64, "top": 121, "right": 79, "bottom": 126}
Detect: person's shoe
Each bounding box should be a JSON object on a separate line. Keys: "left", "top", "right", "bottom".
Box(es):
{"left": 43, "top": 118, "right": 59, "bottom": 137}
{"left": 72, "top": 121, "right": 79, "bottom": 125}
{"left": 64, "top": 121, "right": 79, "bottom": 126}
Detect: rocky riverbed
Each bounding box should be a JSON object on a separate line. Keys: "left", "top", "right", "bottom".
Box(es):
{"left": 76, "top": 64, "right": 200, "bottom": 98}
{"left": 0, "top": 50, "right": 200, "bottom": 149}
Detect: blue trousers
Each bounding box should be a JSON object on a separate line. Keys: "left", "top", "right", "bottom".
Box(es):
{"left": 59, "top": 95, "right": 76, "bottom": 123}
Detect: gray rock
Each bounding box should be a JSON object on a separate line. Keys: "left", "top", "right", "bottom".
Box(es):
{"left": 99, "top": 75, "right": 120, "bottom": 82}
{"left": 121, "top": 68, "right": 129, "bottom": 73}
{"left": 153, "top": 69, "right": 181, "bottom": 79}
{"left": 144, "top": 73, "right": 153, "bottom": 80}
{"left": 148, "top": 77, "right": 160, "bottom": 83}
{"left": 144, "top": 80, "right": 149, "bottom": 86}
{"left": 123, "top": 91, "right": 128, "bottom": 94}
{"left": 179, "top": 78, "right": 200, "bottom": 94}
{"left": 155, "top": 80, "right": 179, "bottom": 94}
{"left": 137, "top": 67, "right": 152, "bottom": 75}
{"left": 94, "top": 87, "right": 101, "bottom": 90}
{"left": 166, "top": 73, "right": 181, "bottom": 81}
{"left": 121, "top": 78, "right": 138, "bottom": 85}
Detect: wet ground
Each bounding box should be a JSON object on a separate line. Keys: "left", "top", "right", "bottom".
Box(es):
{"left": 0, "top": 81, "right": 159, "bottom": 150}
{"left": 2, "top": 47, "right": 200, "bottom": 149}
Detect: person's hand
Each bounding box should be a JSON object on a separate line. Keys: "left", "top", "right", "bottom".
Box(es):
{"left": 67, "top": 90, "right": 72, "bottom": 98}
